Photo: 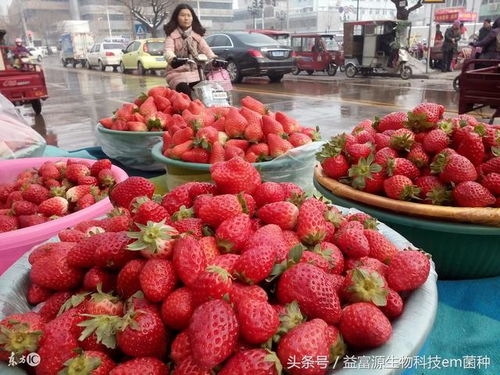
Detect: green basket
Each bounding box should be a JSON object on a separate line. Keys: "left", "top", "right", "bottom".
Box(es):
{"left": 314, "top": 177, "right": 500, "bottom": 280}
{"left": 96, "top": 124, "right": 164, "bottom": 171}
{"left": 151, "top": 141, "right": 322, "bottom": 191}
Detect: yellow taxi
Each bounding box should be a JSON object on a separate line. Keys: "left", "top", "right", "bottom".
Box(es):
{"left": 120, "top": 38, "right": 166, "bottom": 74}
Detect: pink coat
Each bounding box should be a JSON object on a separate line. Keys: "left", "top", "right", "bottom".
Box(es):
{"left": 164, "top": 29, "right": 216, "bottom": 89}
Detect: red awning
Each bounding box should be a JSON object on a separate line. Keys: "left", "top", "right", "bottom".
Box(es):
{"left": 434, "top": 7, "right": 477, "bottom": 23}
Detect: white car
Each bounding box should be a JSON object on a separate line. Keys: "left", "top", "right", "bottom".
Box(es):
{"left": 27, "top": 47, "right": 43, "bottom": 62}
{"left": 85, "top": 42, "right": 124, "bottom": 71}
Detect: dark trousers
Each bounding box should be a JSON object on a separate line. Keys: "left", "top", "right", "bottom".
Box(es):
{"left": 175, "top": 81, "right": 199, "bottom": 99}
{"left": 442, "top": 50, "right": 454, "bottom": 72}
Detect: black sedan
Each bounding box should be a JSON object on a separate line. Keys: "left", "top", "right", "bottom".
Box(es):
{"left": 205, "top": 32, "right": 294, "bottom": 83}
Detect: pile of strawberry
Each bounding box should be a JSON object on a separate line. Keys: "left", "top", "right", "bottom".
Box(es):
{"left": 0, "top": 157, "right": 431, "bottom": 374}
{"left": 99, "top": 86, "right": 320, "bottom": 163}
{"left": 0, "top": 159, "right": 116, "bottom": 233}
{"left": 317, "top": 102, "right": 500, "bottom": 208}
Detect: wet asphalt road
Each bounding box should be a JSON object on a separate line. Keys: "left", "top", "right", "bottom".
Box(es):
{"left": 18, "top": 56, "right": 495, "bottom": 151}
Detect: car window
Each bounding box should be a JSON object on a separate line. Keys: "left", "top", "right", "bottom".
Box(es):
{"left": 236, "top": 33, "right": 278, "bottom": 46}
{"left": 212, "top": 35, "right": 232, "bottom": 47}
{"left": 95, "top": 45, "right": 101, "bottom": 52}
{"left": 291, "top": 37, "right": 303, "bottom": 52}
{"left": 145, "top": 42, "right": 164, "bottom": 55}
{"left": 321, "top": 37, "right": 340, "bottom": 51}
{"left": 205, "top": 35, "right": 215, "bottom": 46}
{"left": 104, "top": 43, "right": 123, "bottom": 50}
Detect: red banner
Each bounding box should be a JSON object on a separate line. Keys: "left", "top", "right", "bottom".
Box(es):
{"left": 434, "top": 8, "right": 477, "bottom": 23}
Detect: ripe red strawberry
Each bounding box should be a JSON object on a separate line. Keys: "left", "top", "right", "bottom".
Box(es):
{"left": 76, "top": 193, "right": 96, "bottom": 210}
{"left": 190, "top": 265, "right": 233, "bottom": 305}
{"left": 457, "top": 131, "right": 485, "bottom": 166}
{"left": 173, "top": 236, "right": 207, "bottom": 286}
{"left": 480, "top": 156, "right": 500, "bottom": 175}
{"left": 407, "top": 143, "right": 430, "bottom": 168}
{"left": 229, "top": 283, "right": 268, "bottom": 305}
{"left": 60, "top": 350, "right": 116, "bottom": 375}
{"left": 0, "top": 312, "right": 45, "bottom": 360}
{"left": 22, "top": 183, "right": 49, "bottom": 204}
{"left": 266, "top": 133, "right": 293, "bottom": 158}
{"left": 335, "top": 228, "right": 370, "bottom": 258}
{"left": 181, "top": 147, "right": 210, "bottom": 163}
{"left": 110, "top": 177, "right": 155, "bottom": 209}
{"left": 161, "top": 287, "right": 194, "bottom": 330}
{"left": 234, "top": 297, "right": 279, "bottom": 344}
{"left": 83, "top": 267, "right": 116, "bottom": 293}
{"left": 139, "top": 258, "right": 177, "bottom": 302}
{"left": 109, "top": 357, "right": 169, "bottom": 374}
{"left": 219, "top": 349, "right": 281, "bottom": 375}
{"left": 386, "top": 250, "right": 430, "bottom": 291}
{"left": 197, "top": 194, "right": 243, "bottom": 228}
{"left": 117, "top": 308, "right": 168, "bottom": 358}
{"left": 346, "top": 142, "right": 373, "bottom": 163}
{"left": 453, "top": 181, "right": 496, "bottom": 207}
{"left": 65, "top": 163, "right": 91, "bottom": 183}
{"left": 431, "top": 152, "right": 478, "bottom": 184}
{"left": 241, "top": 96, "right": 268, "bottom": 115}
{"left": 262, "top": 115, "right": 286, "bottom": 136}
{"left": 280, "top": 182, "right": 304, "bottom": 199}
{"left": 406, "top": 103, "right": 444, "bottom": 132}
{"left": 374, "top": 146, "right": 399, "bottom": 166}
{"left": 258, "top": 201, "right": 299, "bottom": 230}
{"left": 373, "top": 132, "right": 390, "bottom": 150}
{"left": 131, "top": 197, "right": 169, "bottom": 226}
{"left": 98, "top": 168, "right": 115, "bottom": 187}
{"left": 210, "top": 157, "right": 261, "bottom": 195}
{"left": 90, "top": 159, "right": 112, "bottom": 177}
{"left": 115, "top": 259, "right": 145, "bottom": 299}
{"left": 0, "top": 214, "right": 18, "bottom": 232}
{"left": 277, "top": 263, "right": 341, "bottom": 324}
{"left": 253, "top": 182, "right": 285, "bottom": 207}
{"left": 224, "top": 107, "right": 248, "bottom": 138}
{"left": 216, "top": 214, "right": 252, "bottom": 252}
{"left": 37, "top": 291, "right": 71, "bottom": 322}
{"left": 58, "top": 228, "right": 85, "bottom": 242}
{"left": 389, "top": 128, "right": 415, "bottom": 151}
{"left": 276, "top": 111, "right": 299, "bottom": 133}
{"left": 385, "top": 157, "right": 420, "bottom": 179}
{"left": 173, "top": 357, "right": 211, "bottom": 375}
{"left": 482, "top": 173, "right": 500, "bottom": 195}
{"left": 10, "top": 200, "right": 38, "bottom": 216}
{"left": 415, "top": 175, "right": 451, "bottom": 205}
{"left": 234, "top": 246, "right": 276, "bottom": 284}
{"left": 375, "top": 111, "right": 407, "bottom": 132}
{"left": 171, "top": 331, "right": 192, "bottom": 364}
{"left": 85, "top": 288, "right": 123, "bottom": 316}
{"left": 30, "top": 245, "right": 84, "bottom": 291}
{"left": 423, "top": 129, "right": 450, "bottom": 154}
{"left": 172, "top": 126, "right": 194, "bottom": 146}
{"left": 94, "top": 231, "right": 137, "bottom": 269}
{"left": 379, "top": 288, "right": 404, "bottom": 320}
{"left": 188, "top": 300, "right": 239, "bottom": 369}
{"left": 347, "top": 155, "right": 384, "bottom": 193}
{"left": 383, "top": 175, "right": 421, "bottom": 200}
{"left": 277, "top": 319, "right": 329, "bottom": 375}
{"left": 27, "top": 282, "right": 53, "bottom": 304}
{"left": 340, "top": 302, "right": 392, "bottom": 348}
{"left": 345, "top": 256, "right": 388, "bottom": 277}
{"left": 296, "top": 202, "right": 327, "bottom": 245}
{"left": 363, "top": 229, "right": 399, "bottom": 264}
{"left": 321, "top": 154, "right": 349, "bottom": 180}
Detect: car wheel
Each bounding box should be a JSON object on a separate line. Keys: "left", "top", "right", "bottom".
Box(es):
{"left": 306, "top": 70, "right": 314, "bottom": 75}
{"left": 98, "top": 60, "right": 106, "bottom": 71}
{"left": 61, "top": 59, "right": 67, "bottom": 67}
{"left": 291, "top": 66, "right": 301, "bottom": 75}
{"left": 137, "top": 62, "right": 146, "bottom": 75}
{"left": 345, "top": 64, "right": 357, "bottom": 78}
{"left": 85, "top": 60, "right": 92, "bottom": 70}
{"left": 37, "top": 55, "right": 42, "bottom": 62}
{"left": 327, "top": 63, "right": 338, "bottom": 76}
{"left": 400, "top": 65, "right": 412, "bottom": 80}
{"left": 31, "top": 99, "right": 42, "bottom": 115}
{"left": 226, "top": 60, "right": 242, "bottom": 83}
{"left": 72, "top": 61, "right": 78, "bottom": 68}
{"left": 268, "top": 73, "right": 284, "bottom": 83}
{"left": 120, "top": 61, "right": 128, "bottom": 73}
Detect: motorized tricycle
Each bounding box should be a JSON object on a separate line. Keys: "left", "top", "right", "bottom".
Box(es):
{"left": 343, "top": 20, "right": 413, "bottom": 80}
{"left": 290, "top": 33, "right": 344, "bottom": 76}
{"left": 0, "top": 46, "right": 48, "bottom": 114}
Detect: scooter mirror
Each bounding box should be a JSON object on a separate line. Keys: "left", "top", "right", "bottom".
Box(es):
{"left": 197, "top": 54, "right": 208, "bottom": 62}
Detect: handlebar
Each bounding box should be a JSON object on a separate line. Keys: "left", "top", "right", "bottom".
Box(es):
{"left": 171, "top": 57, "right": 228, "bottom": 69}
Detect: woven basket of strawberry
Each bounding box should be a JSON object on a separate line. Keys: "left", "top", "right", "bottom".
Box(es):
{"left": 0, "top": 157, "right": 437, "bottom": 375}
{"left": 0, "top": 157, "right": 128, "bottom": 274}
{"left": 314, "top": 103, "right": 500, "bottom": 278}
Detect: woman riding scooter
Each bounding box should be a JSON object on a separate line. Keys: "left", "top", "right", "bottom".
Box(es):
{"left": 163, "top": 4, "right": 218, "bottom": 98}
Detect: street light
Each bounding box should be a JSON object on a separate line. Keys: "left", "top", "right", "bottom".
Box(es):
{"left": 105, "top": 0, "right": 113, "bottom": 38}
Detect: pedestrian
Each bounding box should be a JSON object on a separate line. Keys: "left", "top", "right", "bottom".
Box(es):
{"left": 470, "top": 17, "right": 500, "bottom": 60}
{"left": 441, "top": 21, "right": 460, "bottom": 72}
{"left": 478, "top": 19, "right": 491, "bottom": 42}
{"left": 163, "top": 3, "right": 216, "bottom": 98}
{"left": 434, "top": 24, "right": 443, "bottom": 44}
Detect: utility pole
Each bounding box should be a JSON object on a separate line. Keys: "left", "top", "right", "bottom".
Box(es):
{"left": 286, "top": 0, "right": 290, "bottom": 30}
{"left": 426, "top": 4, "right": 434, "bottom": 74}
{"left": 356, "top": 0, "right": 360, "bottom": 21}
{"left": 471, "top": 0, "right": 478, "bottom": 37}
{"left": 197, "top": 0, "right": 201, "bottom": 21}
{"left": 105, "top": 0, "right": 113, "bottom": 38}
{"left": 261, "top": 1, "right": 265, "bottom": 29}
{"left": 19, "top": 0, "right": 29, "bottom": 44}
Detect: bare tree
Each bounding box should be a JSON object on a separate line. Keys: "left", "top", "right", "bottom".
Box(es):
{"left": 390, "top": 0, "right": 423, "bottom": 21}
{"left": 116, "top": 0, "right": 176, "bottom": 37}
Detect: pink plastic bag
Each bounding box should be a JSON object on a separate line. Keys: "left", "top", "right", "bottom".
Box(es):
{"left": 206, "top": 68, "right": 233, "bottom": 91}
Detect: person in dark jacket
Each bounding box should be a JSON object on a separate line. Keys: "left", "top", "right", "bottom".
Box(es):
{"left": 441, "top": 20, "right": 461, "bottom": 72}
{"left": 471, "top": 17, "right": 500, "bottom": 60}
{"left": 478, "top": 19, "right": 491, "bottom": 42}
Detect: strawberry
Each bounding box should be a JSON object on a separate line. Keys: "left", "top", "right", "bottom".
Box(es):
{"left": 276, "top": 111, "right": 299, "bottom": 133}
{"left": 321, "top": 154, "right": 350, "bottom": 180}
{"left": 77, "top": 175, "right": 97, "bottom": 186}
{"left": 423, "top": 128, "right": 450, "bottom": 154}
{"left": 341, "top": 267, "right": 388, "bottom": 305}
{"left": 117, "top": 308, "right": 168, "bottom": 358}
{"left": 0, "top": 312, "right": 45, "bottom": 360}
{"left": 241, "top": 96, "right": 268, "bottom": 115}
{"left": 374, "top": 146, "right": 399, "bottom": 165}
{"left": 109, "top": 357, "right": 169, "bottom": 374}
{"left": 83, "top": 267, "right": 116, "bottom": 293}
{"left": 0, "top": 214, "right": 17, "bottom": 232}
{"left": 219, "top": 349, "right": 280, "bottom": 375}
{"left": 172, "top": 126, "right": 194, "bottom": 146}
{"left": 383, "top": 175, "right": 421, "bottom": 200}
{"left": 190, "top": 265, "right": 233, "bottom": 305}
{"left": 363, "top": 229, "right": 399, "bottom": 264}
{"left": 210, "top": 157, "right": 261, "bottom": 195}
{"left": 234, "top": 245, "right": 276, "bottom": 284}
{"left": 85, "top": 288, "right": 123, "bottom": 316}
{"left": 406, "top": 103, "right": 444, "bottom": 132}
{"left": 61, "top": 350, "right": 116, "bottom": 375}
{"left": 389, "top": 128, "right": 415, "bottom": 151}
{"left": 66, "top": 233, "right": 104, "bottom": 268}
{"left": 38, "top": 291, "right": 71, "bottom": 322}
{"left": 229, "top": 283, "right": 268, "bottom": 305}
{"left": 39, "top": 162, "right": 61, "bottom": 180}
{"left": 110, "top": 177, "right": 154, "bottom": 209}
{"left": 374, "top": 111, "right": 406, "bottom": 132}
{"left": 317, "top": 241, "right": 344, "bottom": 274}
{"left": 198, "top": 236, "right": 220, "bottom": 263}
{"left": 27, "top": 282, "right": 53, "bottom": 304}
{"left": 277, "top": 319, "right": 329, "bottom": 375}
{"left": 114, "top": 259, "right": 144, "bottom": 299}
{"left": 94, "top": 231, "right": 137, "bottom": 269}
{"left": 160, "top": 287, "right": 194, "bottom": 331}
{"left": 76, "top": 193, "right": 96, "bottom": 210}
{"left": 268, "top": 133, "right": 293, "bottom": 157}
{"left": 197, "top": 194, "right": 243, "bottom": 228}
{"left": 379, "top": 288, "right": 404, "bottom": 320}
{"left": 480, "top": 156, "right": 500, "bottom": 175}
{"left": 407, "top": 143, "right": 430, "bottom": 168}
{"left": 224, "top": 107, "right": 248, "bottom": 138}
{"left": 415, "top": 176, "right": 451, "bottom": 205}
{"left": 224, "top": 144, "right": 245, "bottom": 160}
{"left": 346, "top": 142, "right": 373, "bottom": 163}
{"left": 234, "top": 297, "right": 279, "bottom": 345}
{"left": 131, "top": 197, "right": 169, "bottom": 225}
{"left": 209, "top": 141, "right": 226, "bottom": 163}
{"left": 457, "top": 131, "right": 485, "bottom": 166}
{"left": 97, "top": 168, "right": 115, "bottom": 187}
{"left": 22, "top": 183, "right": 49, "bottom": 204}
{"left": 277, "top": 263, "right": 341, "bottom": 324}
{"left": 182, "top": 147, "right": 210, "bottom": 163}
{"left": 339, "top": 302, "right": 392, "bottom": 348}
{"left": 90, "top": 159, "right": 112, "bottom": 177}
{"left": 385, "top": 157, "right": 420, "bottom": 179}
{"left": 253, "top": 182, "right": 285, "bottom": 207}
{"left": 101, "top": 215, "right": 132, "bottom": 232}
{"left": 335, "top": 228, "right": 371, "bottom": 258}
{"left": 373, "top": 132, "right": 390, "bottom": 150}
{"left": 345, "top": 256, "right": 388, "bottom": 276}
{"left": 262, "top": 115, "right": 286, "bottom": 136}
{"left": 65, "top": 163, "right": 91, "bottom": 183}
{"left": 211, "top": 254, "right": 241, "bottom": 274}
{"left": 216, "top": 214, "right": 252, "bottom": 252}
{"left": 354, "top": 129, "right": 375, "bottom": 144}
{"left": 171, "top": 331, "right": 192, "bottom": 364}
{"left": 453, "top": 181, "right": 496, "bottom": 207}
{"left": 386, "top": 250, "right": 430, "bottom": 291}
{"left": 431, "top": 152, "right": 478, "bottom": 184}
{"left": 173, "top": 236, "right": 207, "bottom": 286}
{"left": 139, "top": 258, "right": 177, "bottom": 302}
{"left": 347, "top": 155, "right": 384, "bottom": 193}
{"left": 188, "top": 300, "right": 239, "bottom": 369}
{"left": 482, "top": 173, "right": 500, "bottom": 195}
{"left": 257, "top": 201, "right": 299, "bottom": 230}
{"left": 226, "top": 139, "right": 250, "bottom": 152}
{"left": 100, "top": 117, "right": 114, "bottom": 128}
{"left": 173, "top": 357, "right": 211, "bottom": 375}
{"left": 296, "top": 202, "right": 327, "bottom": 245}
